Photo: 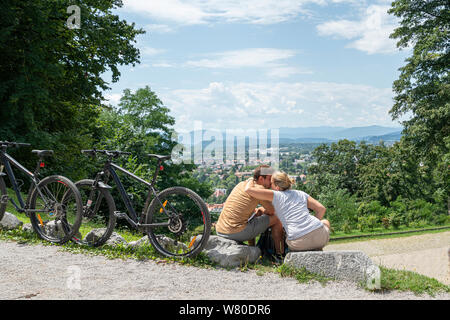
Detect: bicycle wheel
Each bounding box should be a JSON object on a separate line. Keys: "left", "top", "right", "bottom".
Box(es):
{"left": 28, "top": 175, "right": 83, "bottom": 244}
{"left": 0, "top": 177, "right": 6, "bottom": 222}
{"left": 145, "top": 187, "right": 211, "bottom": 258}
{"left": 74, "top": 179, "right": 116, "bottom": 246}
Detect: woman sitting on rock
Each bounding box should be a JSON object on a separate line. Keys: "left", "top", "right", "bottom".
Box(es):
{"left": 244, "top": 171, "right": 331, "bottom": 252}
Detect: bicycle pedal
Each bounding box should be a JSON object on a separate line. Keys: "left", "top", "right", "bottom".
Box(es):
{"left": 114, "top": 211, "right": 127, "bottom": 219}
{"left": 0, "top": 195, "right": 8, "bottom": 204}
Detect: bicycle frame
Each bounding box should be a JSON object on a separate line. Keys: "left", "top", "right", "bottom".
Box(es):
{"left": 0, "top": 149, "right": 40, "bottom": 213}
{"left": 94, "top": 159, "right": 170, "bottom": 230}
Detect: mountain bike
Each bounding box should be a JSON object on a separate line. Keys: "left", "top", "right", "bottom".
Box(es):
{"left": 75, "top": 149, "right": 211, "bottom": 258}
{"left": 0, "top": 141, "right": 83, "bottom": 244}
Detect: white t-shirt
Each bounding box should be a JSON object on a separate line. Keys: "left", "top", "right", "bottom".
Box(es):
{"left": 271, "top": 190, "right": 323, "bottom": 240}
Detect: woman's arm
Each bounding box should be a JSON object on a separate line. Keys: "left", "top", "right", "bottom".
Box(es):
{"left": 244, "top": 179, "right": 274, "bottom": 202}
{"left": 307, "top": 196, "right": 326, "bottom": 220}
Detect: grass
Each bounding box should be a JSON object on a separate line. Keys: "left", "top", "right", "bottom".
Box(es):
{"left": 330, "top": 223, "right": 450, "bottom": 238}
{"left": 277, "top": 263, "right": 333, "bottom": 286}
{"left": 377, "top": 266, "right": 450, "bottom": 297}
{"left": 329, "top": 225, "right": 450, "bottom": 244}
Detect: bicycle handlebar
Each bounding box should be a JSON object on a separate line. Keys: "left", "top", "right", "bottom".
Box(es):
{"left": 81, "top": 149, "right": 131, "bottom": 158}
{"left": 0, "top": 141, "right": 31, "bottom": 148}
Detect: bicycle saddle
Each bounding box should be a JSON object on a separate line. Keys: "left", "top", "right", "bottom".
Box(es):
{"left": 147, "top": 154, "right": 171, "bottom": 161}
{"left": 32, "top": 150, "right": 54, "bottom": 157}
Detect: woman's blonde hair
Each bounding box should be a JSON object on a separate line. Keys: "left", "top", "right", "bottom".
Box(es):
{"left": 272, "top": 171, "right": 295, "bottom": 191}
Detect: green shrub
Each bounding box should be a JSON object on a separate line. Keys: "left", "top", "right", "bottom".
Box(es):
{"left": 388, "top": 211, "right": 402, "bottom": 229}
{"left": 358, "top": 200, "right": 389, "bottom": 218}
{"left": 407, "top": 199, "right": 445, "bottom": 224}
{"left": 381, "top": 217, "right": 390, "bottom": 229}
{"left": 341, "top": 220, "right": 353, "bottom": 233}
{"left": 366, "top": 214, "right": 379, "bottom": 231}
{"left": 357, "top": 214, "right": 379, "bottom": 232}
{"left": 390, "top": 196, "right": 408, "bottom": 214}
{"left": 318, "top": 188, "right": 358, "bottom": 230}
{"left": 432, "top": 214, "right": 450, "bottom": 225}
{"left": 409, "top": 219, "right": 428, "bottom": 229}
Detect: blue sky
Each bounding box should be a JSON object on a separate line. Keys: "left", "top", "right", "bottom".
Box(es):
{"left": 103, "top": 0, "right": 410, "bottom": 133}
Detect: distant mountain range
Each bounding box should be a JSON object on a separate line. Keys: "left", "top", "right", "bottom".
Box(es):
{"left": 180, "top": 125, "right": 403, "bottom": 145}
{"left": 278, "top": 125, "right": 403, "bottom": 143}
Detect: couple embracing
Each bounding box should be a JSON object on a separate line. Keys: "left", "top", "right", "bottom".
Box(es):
{"left": 215, "top": 165, "right": 330, "bottom": 260}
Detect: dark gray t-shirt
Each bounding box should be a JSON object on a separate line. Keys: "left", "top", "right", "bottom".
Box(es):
{"left": 272, "top": 190, "right": 323, "bottom": 240}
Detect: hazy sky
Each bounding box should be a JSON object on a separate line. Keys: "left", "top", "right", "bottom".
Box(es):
{"left": 103, "top": 0, "right": 409, "bottom": 132}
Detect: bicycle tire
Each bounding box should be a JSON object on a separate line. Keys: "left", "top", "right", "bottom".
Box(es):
{"left": 28, "top": 175, "right": 83, "bottom": 244}
{"left": 145, "top": 186, "right": 211, "bottom": 258}
{"left": 74, "top": 179, "right": 117, "bottom": 246}
{"left": 0, "top": 177, "right": 6, "bottom": 222}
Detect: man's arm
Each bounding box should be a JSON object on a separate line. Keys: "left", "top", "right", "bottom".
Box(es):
{"left": 244, "top": 179, "right": 274, "bottom": 202}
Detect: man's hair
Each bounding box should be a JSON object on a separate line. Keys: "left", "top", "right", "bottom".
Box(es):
{"left": 253, "top": 165, "right": 274, "bottom": 180}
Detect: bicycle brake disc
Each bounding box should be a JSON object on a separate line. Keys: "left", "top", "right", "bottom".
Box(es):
{"left": 168, "top": 215, "right": 186, "bottom": 236}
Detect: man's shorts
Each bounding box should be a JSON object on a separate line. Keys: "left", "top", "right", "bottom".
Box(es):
{"left": 216, "top": 215, "right": 270, "bottom": 242}
{"left": 286, "top": 225, "right": 330, "bottom": 251}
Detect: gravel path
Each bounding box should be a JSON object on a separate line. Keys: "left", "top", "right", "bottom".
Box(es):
{"left": 1, "top": 233, "right": 449, "bottom": 300}
{"left": 325, "top": 231, "right": 450, "bottom": 285}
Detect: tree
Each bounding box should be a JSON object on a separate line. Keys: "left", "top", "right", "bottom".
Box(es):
{"left": 388, "top": 0, "right": 449, "bottom": 161}
{"left": 308, "top": 140, "right": 360, "bottom": 195}
{"left": 96, "top": 86, "right": 213, "bottom": 210}
{"left": 0, "top": 0, "right": 144, "bottom": 179}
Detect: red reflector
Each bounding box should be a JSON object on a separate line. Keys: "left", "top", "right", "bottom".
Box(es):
{"left": 159, "top": 165, "right": 164, "bottom": 171}
{"left": 40, "top": 162, "right": 45, "bottom": 168}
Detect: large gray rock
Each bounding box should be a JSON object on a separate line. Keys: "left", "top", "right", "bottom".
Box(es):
{"left": 284, "top": 250, "right": 380, "bottom": 284}
{"left": 128, "top": 236, "right": 151, "bottom": 248}
{"left": 22, "top": 223, "right": 33, "bottom": 232}
{"left": 0, "top": 212, "right": 23, "bottom": 230}
{"left": 41, "top": 220, "right": 82, "bottom": 240}
{"left": 105, "top": 232, "right": 127, "bottom": 246}
{"left": 196, "top": 235, "right": 261, "bottom": 268}
{"left": 85, "top": 228, "right": 127, "bottom": 246}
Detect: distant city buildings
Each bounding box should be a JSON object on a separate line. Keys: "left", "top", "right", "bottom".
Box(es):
{"left": 207, "top": 203, "right": 224, "bottom": 214}
{"left": 213, "top": 188, "right": 227, "bottom": 197}
{"left": 200, "top": 146, "right": 314, "bottom": 211}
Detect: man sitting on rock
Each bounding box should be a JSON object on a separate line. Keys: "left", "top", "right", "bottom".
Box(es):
{"left": 215, "top": 165, "right": 284, "bottom": 256}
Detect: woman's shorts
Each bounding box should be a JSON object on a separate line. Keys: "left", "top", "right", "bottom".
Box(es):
{"left": 286, "top": 225, "right": 330, "bottom": 251}
{"left": 216, "top": 215, "right": 270, "bottom": 243}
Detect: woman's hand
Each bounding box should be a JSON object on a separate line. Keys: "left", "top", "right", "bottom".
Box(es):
{"left": 254, "top": 207, "right": 265, "bottom": 216}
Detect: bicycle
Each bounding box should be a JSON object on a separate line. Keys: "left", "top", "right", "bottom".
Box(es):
{"left": 75, "top": 149, "right": 211, "bottom": 258}
{"left": 0, "top": 141, "right": 83, "bottom": 244}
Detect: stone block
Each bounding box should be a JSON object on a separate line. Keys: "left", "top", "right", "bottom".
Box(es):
{"left": 284, "top": 250, "right": 379, "bottom": 283}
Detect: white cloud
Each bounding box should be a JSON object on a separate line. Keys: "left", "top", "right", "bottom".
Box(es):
{"left": 145, "top": 24, "right": 175, "bottom": 34}
{"left": 122, "top": 0, "right": 209, "bottom": 25}
{"left": 317, "top": 5, "right": 400, "bottom": 54}
{"left": 161, "top": 81, "right": 396, "bottom": 132}
{"left": 140, "top": 47, "right": 166, "bottom": 56}
{"left": 104, "top": 93, "right": 122, "bottom": 106}
{"left": 151, "top": 62, "right": 174, "bottom": 68}
{"left": 123, "top": 0, "right": 329, "bottom": 25}
{"left": 186, "top": 48, "right": 296, "bottom": 68}
{"left": 266, "top": 66, "right": 312, "bottom": 78}
{"left": 185, "top": 48, "right": 308, "bottom": 78}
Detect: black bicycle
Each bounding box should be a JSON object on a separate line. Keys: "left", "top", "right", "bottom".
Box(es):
{"left": 75, "top": 149, "right": 211, "bottom": 258}
{"left": 0, "top": 141, "right": 83, "bottom": 244}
